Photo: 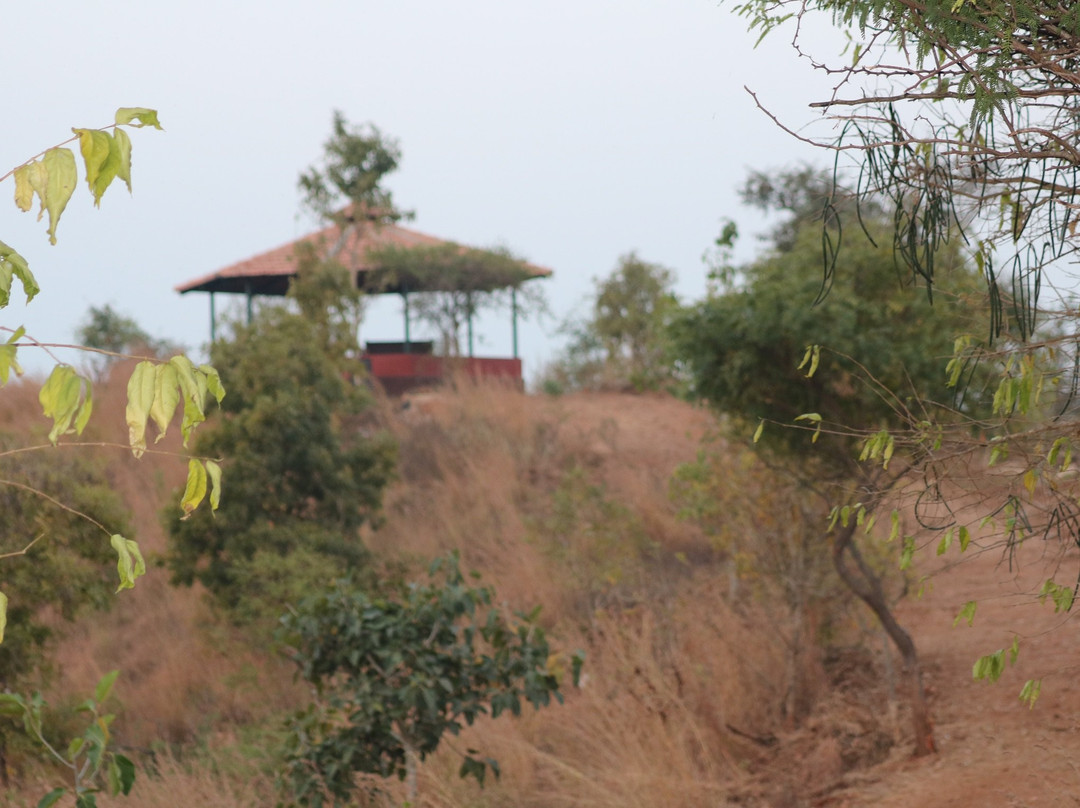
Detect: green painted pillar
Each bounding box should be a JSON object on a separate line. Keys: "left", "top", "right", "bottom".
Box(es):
{"left": 511, "top": 287, "right": 519, "bottom": 359}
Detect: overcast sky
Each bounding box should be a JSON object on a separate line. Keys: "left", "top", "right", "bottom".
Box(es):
{"left": 3, "top": 0, "right": 841, "bottom": 383}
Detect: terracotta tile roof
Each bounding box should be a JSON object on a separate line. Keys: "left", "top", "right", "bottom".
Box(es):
{"left": 176, "top": 221, "right": 552, "bottom": 297}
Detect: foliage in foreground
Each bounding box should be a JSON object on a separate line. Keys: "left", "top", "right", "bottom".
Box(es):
{"left": 279, "top": 553, "right": 583, "bottom": 807}
{"left": 729, "top": 0, "right": 1080, "bottom": 707}
{"left": 0, "top": 671, "right": 135, "bottom": 808}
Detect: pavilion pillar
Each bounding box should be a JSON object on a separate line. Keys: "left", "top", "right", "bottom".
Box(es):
{"left": 467, "top": 312, "right": 474, "bottom": 357}
{"left": 244, "top": 282, "right": 253, "bottom": 325}
{"left": 511, "top": 287, "right": 519, "bottom": 359}
{"left": 402, "top": 291, "right": 411, "bottom": 353}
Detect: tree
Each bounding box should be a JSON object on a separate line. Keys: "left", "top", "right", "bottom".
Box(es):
{"left": 166, "top": 290, "right": 395, "bottom": 623}
{"left": 75, "top": 304, "right": 175, "bottom": 379}
{"left": 542, "top": 253, "right": 680, "bottom": 392}
{"left": 279, "top": 553, "right": 583, "bottom": 807}
{"left": 167, "top": 115, "right": 400, "bottom": 624}
{"left": 0, "top": 109, "right": 222, "bottom": 634}
{"left": 671, "top": 171, "right": 987, "bottom": 754}
{"left": 729, "top": 0, "right": 1080, "bottom": 706}
{"left": 299, "top": 111, "right": 409, "bottom": 230}
{"left": 366, "top": 242, "right": 547, "bottom": 357}
{"left": 0, "top": 441, "right": 133, "bottom": 781}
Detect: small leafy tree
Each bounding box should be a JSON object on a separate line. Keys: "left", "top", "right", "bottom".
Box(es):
{"left": 279, "top": 553, "right": 583, "bottom": 807}
{"left": 543, "top": 253, "right": 679, "bottom": 392}
{"left": 727, "top": 0, "right": 1080, "bottom": 708}
{"left": 671, "top": 171, "right": 987, "bottom": 754}
{"left": 75, "top": 305, "right": 174, "bottom": 379}
{"left": 299, "top": 111, "right": 409, "bottom": 229}
{"left": 166, "top": 294, "right": 395, "bottom": 623}
{"left": 0, "top": 672, "right": 136, "bottom": 808}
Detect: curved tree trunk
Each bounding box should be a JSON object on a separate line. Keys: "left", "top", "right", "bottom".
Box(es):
{"left": 831, "top": 521, "right": 936, "bottom": 756}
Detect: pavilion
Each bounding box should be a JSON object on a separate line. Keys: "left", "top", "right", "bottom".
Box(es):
{"left": 176, "top": 215, "right": 552, "bottom": 393}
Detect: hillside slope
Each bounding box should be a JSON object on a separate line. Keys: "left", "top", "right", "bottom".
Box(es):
{"left": 3, "top": 379, "right": 1079, "bottom": 805}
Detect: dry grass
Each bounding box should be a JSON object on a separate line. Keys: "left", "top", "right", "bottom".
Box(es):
{"left": 0, "top": 374, "right": 883, "bottom": 806}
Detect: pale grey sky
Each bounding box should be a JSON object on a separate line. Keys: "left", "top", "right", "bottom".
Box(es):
{"left": 3, "top": 0, "right": 839, "bottom": 383}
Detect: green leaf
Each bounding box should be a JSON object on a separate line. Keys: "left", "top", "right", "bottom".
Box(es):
{"left": 0, "top": 694, "right": 25, "bottom": 717}
{"left": 973, "top": 649, "right": 1007, "bottom": 683}
{"left": 148, "top": 362, "right": 179, "bottom": 441}
{"left": 797, "top": 344, "right": 820, "bottom": 377}
{"left": 74, "top": 380, "right": 94, "bottom": 436}
{"left": 125, "top": 360, "right": 157, "bottom": 458}
{"left": 958, "top": 525, "right": 972, "bottom": 552}
{"left": 752, "top": 419, "right": 764, "bottom": 443}
{"left": 0, "top": 239, "right": 39, "bottom": 305}
{"left": 68, "top": 737, "right": 86, "bottom": 759}
{"left": 887, "top": 510, "right": 900, "bottom": 542}
{"left": 180, "top": 459, "right": 208, "bottom": 518}
{"left": 794, "top": 412, "right": 822, "bottom": 423}
{"left": 94, "top": 670, "right": 120, "bottom": 704}
{"left": 0, "top": 590, "right": 7, "bottom": 644}
{"left": 936, "top": 527, "right": 954, "bottom": 556}
{"left": 113, "top": 753, "right": 136, "bottom": 795}
{"left": 953, "top": 600, "right": 977, "bottom": 627}
{"left": 73, "top": 129, "right": 120, "bottom": 206}
{"left": 41, "top": 148, "right": 77, "bottom": 245}
{"left": 899, "top": 536, "right": 915, "bottom": 570}
{"left": 199, "top": 363, "right": 225, "bottom": 403}
{"left": 205, "top": 459, "right": 222, "bottom": 511}
{"left": 39, "top": 365, "right": 87, "bottom": 444}
{"left": 37, "top": 788, "right": 66, "bottom": 808}
{"left": 110, "top": 535, "right": 145, "bottom": 592}
{"left": 170, "top": 355, "right": 208, "bottom": 446}
{"left": 113, "top": 128, "right": 132, "bottom": 192}
{"left": 115, "top": 107, "right": 163, "bottom": 129}
{"left": 1019, "top": 679, "right": 1041, "bottom": 709}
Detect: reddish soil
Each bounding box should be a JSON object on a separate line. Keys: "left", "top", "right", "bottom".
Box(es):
{"left": 821, "top": 534, "right": 1080, "bottom": 806}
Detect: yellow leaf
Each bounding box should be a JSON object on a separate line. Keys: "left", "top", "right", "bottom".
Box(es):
{"left": 180, "top": 459, "right": 208, "bottom": 518}
{"left": 41, "top": 148, "right": 76, "bottom": 245}
{"left": 114, "top": 128, "right": 132, "bottom": 192}
{"left": 125, "top": 361, "right": 157, "bottom": 458}
{"left": 0, "top": 591, "right": 7, "bottom": 644}
{"left": 206, "top": 460, "right": 223, "bottom": 511}
{"left": 148, "top": 362, "right": 179, "bottom": 441}
{"left": 74, "top": 129, "right": 119, "bottom": 206}
{"left": 110, "top": 534, "right": 145, "bottom": 592}
{"left": 114, "top": 107, "right": 163, "bottom": 129}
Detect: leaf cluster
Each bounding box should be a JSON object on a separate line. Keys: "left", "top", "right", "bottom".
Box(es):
{"left": 279, "top": 553, "right": 582, "bottom": 807}
{"left": 672, "top": 200, "right": 986, "bottom": 465}
{"left": 0, "top": 671, "right": 136, "bottom": 808}
{"left": 0, "top": 436, "right": 132, "bottom": 688}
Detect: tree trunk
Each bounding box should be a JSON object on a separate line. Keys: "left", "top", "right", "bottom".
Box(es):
{"left": 404, "top": 741, "right": 418, "bottom": 806}
{"left": 831, "top": 521, "right": 936, "bottom": 756}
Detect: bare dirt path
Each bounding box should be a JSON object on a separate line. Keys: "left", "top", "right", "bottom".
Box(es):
{"left": 833, "top": 537, "right": 1080, "bottom": 806}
